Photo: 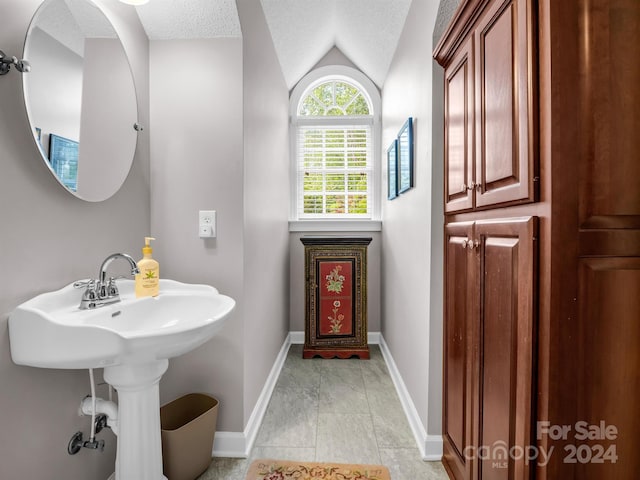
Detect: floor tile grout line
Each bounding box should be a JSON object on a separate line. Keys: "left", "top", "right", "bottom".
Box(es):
{"left": 359, "top": 357, "right": 384, "bottom": 464}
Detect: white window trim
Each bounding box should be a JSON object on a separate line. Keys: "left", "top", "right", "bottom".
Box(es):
{"left": 289, "top": 66, "right": 381, "bottom": 228}
{"left": 289, "top": 219, "right": 382, "bottom": 232}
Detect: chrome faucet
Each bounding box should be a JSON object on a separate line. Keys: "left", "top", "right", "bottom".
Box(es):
{"left": 76, "top": 253, "right": 140, "bottom": 310}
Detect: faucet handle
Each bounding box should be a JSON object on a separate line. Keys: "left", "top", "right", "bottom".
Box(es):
{"left": 78, "top": 280, "right": 99, "bottom": 309}
{"left": 85, "top": 280, "right": 98, "bottom": 299}
{"left": 73, "top": 279, "right": 92, "bottom": 289}
{"left": 107, "top": 277, "right": 119, "bottom": 297}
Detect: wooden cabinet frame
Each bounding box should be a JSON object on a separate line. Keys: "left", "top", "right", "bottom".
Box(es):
{"left": 300, "top": 236, "right": 372, "bottom": 359}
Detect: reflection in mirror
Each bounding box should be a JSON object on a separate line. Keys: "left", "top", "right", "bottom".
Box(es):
{"left": 23, "top": 0, "right": 138, "bottom": 202}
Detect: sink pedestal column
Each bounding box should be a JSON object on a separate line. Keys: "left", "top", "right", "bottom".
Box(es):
{"left": 104, "top": 360, "right": 169, "bottom": 480}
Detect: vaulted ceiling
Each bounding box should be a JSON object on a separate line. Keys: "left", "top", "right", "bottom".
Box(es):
{"left": 132, "top": 0, "right": 413, "bottom": 89}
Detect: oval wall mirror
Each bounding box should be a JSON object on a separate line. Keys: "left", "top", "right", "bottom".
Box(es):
{"left": 22, "top": 0, "right": 138, "bottom": 202}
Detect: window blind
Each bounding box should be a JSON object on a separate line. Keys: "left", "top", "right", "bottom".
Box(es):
{"left": 296, "top": 124, "right": 373, "bottom": 218}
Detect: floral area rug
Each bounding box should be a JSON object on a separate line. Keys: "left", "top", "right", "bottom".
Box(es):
{"left": 245, "top": 459, "right": 391, "bottom": 480}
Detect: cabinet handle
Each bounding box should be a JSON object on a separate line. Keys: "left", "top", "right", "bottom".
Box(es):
{"left": 467, "top": 182, "right": 476, "bottom": 191}
{"left": 462, "top": 239, "right": 479, "bottom": 250}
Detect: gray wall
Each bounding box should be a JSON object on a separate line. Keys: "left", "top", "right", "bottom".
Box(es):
{"left": 149, "top": 37, "right": 245, "bottom": 431}
{"left": 78, "top": 38, "right": 137, "bottom": 201}
{"left": 148, "top": 0, "right": 291, "bottom": 435}
{"left": 381, "top": 0, "right": 443, "bottom": 448}
{"left": 311, "top": 46, "right": 358, "bottom": 72}
{"left": 0, "top": 0, "right": 150, "bottom": 478}
{"left": 237, "top": 0, "right": 291, "bottom": 424}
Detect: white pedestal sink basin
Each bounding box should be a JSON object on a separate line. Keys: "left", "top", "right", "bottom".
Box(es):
{"left": 8, "top": 279, "right": 235, "bottom": 480}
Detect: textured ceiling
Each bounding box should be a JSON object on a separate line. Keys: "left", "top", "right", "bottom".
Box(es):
{"left": 131, "top": 0, "right": 412, "bottom": 89}
{"left": 134, "top": 0, "right": 242, "bottom": 39}
{"left": 260, "top": 0, "right": 412, "bottom": 89}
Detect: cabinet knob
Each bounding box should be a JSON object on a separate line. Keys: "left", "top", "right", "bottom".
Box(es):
{"left": 467, "top": 182, "right": 476, "bottom": 191}
{"left": 461, "top": 184, "right": 467, "bottom": 192}
{"left": 462, "top": 239, "right": 479, "bottom": 250}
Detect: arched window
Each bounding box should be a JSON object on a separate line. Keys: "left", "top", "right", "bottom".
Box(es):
{"left": 290, "top": 66, "right": 380, "bottom": 221}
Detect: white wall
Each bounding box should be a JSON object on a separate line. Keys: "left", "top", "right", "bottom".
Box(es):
{"left": 237, "top": 0, "right": 291, "bottom": 425}
{"left": 0, "top": 0, "right": 150, "bottom": 478}
{"left": 381, "top": 0, "right": 444, "bottom": 454}
{"left": 149, "top": 38, "right": 245, "bottom": 431}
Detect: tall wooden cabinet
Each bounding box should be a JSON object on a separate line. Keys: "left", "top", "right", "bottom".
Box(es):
{"left": 437, "top": 0, "right": 538, "bottom": 479}
{"left": 436, "top": 0, "right": 640, "bottom": 479}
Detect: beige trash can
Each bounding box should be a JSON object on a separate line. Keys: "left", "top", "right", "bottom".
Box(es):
{"left": 160, "top": 393, "right": 219, "bottom": 480}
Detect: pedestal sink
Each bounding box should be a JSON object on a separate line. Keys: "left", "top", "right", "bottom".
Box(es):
{"left": 8, "top": 279, "right": 235, "bottom": 480}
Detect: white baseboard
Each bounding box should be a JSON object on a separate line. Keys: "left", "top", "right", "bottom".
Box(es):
{"left": 212, "top": 331, "right": 442, "bottom": 461}
{"left": 211, "top": 431, "right": 247, "bottom": 458}
{"left": 424, "top": 435, "right": 444, "bottom": 461}
{"left": 378, "top": 335, "right": 443, "bottom": 461}
{"left": 212, "top": 332, "right": 293, "bottom": 458}
{"left": 289, "top": 331, "right": 304, "bottom": 344}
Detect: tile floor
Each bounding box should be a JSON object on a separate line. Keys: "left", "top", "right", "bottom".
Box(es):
{"left": 198, "top": 344, "right": 448, "bottom": 480}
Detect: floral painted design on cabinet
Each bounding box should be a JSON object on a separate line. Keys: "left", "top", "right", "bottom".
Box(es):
{"left": 325, "top": 265, "right": 346, "bottom": 293}
{"left": 319, "top": 261, "right": 353, "bottom": 336}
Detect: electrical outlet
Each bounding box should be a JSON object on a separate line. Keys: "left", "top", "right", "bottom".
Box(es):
{"left": 199, "top": 210, "right": 216, "bottom": 238}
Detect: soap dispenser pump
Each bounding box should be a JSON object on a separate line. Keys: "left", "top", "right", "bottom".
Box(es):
{"left": 135, "top": 237, "right": 159, "bottom": 298}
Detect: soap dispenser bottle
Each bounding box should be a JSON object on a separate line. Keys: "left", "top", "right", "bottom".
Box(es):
{"left": 135, "top": 237, "right": 159, "bottom": 298}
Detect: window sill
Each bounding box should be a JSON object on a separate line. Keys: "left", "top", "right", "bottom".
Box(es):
{"left": 289, "top": 220, "right": 382, "bottom": 232}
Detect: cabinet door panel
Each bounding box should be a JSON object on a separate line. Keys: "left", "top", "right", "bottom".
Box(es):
{"left": 576, "top": 258, "right": 640, "bottom": 480}
{"left": 475, "top": 217, "right": 536, "bottom": 480}
{"left": 443, "top": 222, "right": 476, "bottom": 479}
{"left": 577, "top": 0, "right": 640, "bottom": 224}
{"left": 445, "top": 38, "right": 474, "bottom": 213}
{"left": 475, "top": 0, "right": 535, "bottom": 208}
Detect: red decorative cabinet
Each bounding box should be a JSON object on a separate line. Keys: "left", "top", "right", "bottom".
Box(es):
{"left": 300, "top": 236, "right": 372, "bottom": 359}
